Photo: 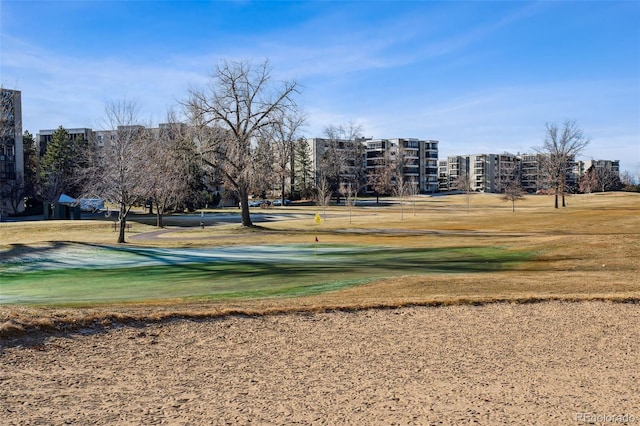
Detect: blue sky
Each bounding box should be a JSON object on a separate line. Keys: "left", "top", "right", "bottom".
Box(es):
{"left": 2, "top": 0, "right": 639, "bottom": 172}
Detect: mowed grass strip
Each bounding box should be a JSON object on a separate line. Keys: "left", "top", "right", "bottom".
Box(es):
{"left": 1, "top": 246, "right": 533, "bottom": 306}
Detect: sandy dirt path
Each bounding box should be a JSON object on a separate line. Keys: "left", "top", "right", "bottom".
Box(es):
{"left": 1, "top": 301, "right": 638, "bottom": 425}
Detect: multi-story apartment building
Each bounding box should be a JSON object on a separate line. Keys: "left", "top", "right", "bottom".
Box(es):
{"left": 37, "top": 128, "right": 95, "bottom": 157}
{"left": 518, "top": 153, "right": 577, "bottom": 193}
{"left": 441, "top": 155, "right": 469, "bottom": 192}
{"left": 438, "top": 160, "right": 449, "bottom": 191}
{"left": 518, "top": 153, "right": 543, "bottom": 193}
{"left": 469, "top": 154, "right": 497, "bottom": 192}
{"left": 1, "top": 89, "right": 24, "bottom": 215}
{"left": 309, "top": 137, "right": 439, "bottom": 195}
{"left": 307, "top": 137, "right": 366, "bottom": 189}
{"left": 364, "top": 138, "right": 439, "bottom": 194}
{"left": 440, "top": 153, "right": 519, "bottom": 193}
{"left": 574, "top": 159, "right": 620, "bottom": 177}
{"left": 420, "top": 139, "right": 439, "bottom": 193}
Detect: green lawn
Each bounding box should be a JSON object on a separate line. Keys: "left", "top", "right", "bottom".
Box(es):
{"left": 0, "top": 243, "right": 533, "bottom": 306}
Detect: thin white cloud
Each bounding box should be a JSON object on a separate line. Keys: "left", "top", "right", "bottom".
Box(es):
{"left": 2, "top": 2, "right": 637, "bottom": 173}
{"left": 2, "top": 35, "right": 208, "bottom": 131}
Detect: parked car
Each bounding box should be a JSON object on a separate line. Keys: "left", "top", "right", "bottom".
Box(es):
{"left": 272, "top": 199, "right": 291, "bottom": 206}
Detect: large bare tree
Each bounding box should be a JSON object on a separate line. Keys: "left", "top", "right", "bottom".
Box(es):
{"left": 619, "top": 170, "right": 639, "bottom": 192}
{"left": 367, "top": 149, "right": 395, "bottom": 204}
{"left": 536, "top": 120, "right": 590, "bottom": 208}
{"left": 185, "top": 59, "right": 299, "bottom": 227}
{"left": 83, "top": 100, "right": 149, "bottom": 243}
{"left": 252, "top": 135, "right": 276, "bottom": 201}
{"left": 143, "top": 114, "right": 199, "bottom": 227}
{"left": 317, "top": 122, "right": 364, "bottom": 204}
{"left": 270, "top": 107, "right": 306, "bottom": 205}
{"left": 593, "top": 167, "right": 621, "bottom": 192}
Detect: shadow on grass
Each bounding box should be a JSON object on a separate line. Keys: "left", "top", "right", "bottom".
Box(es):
{"left": 1, "top": 244, "right": 538, "bottom": 306}
{"left": 0, "top": 242, "right": 67, "bottom": 262}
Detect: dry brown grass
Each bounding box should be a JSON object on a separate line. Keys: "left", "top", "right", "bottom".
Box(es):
{"left": 1, "top": 192, "right": 639, "bottom": 339}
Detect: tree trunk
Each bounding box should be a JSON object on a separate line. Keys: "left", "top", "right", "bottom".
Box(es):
{"left": 238, "top": 188, "right": 253, "bottom": 227}
{"left": 290, "top": 148, "right": 296, "bottom": 196}
{"left": 117, "top": 203, "right": 127, "bottom": 243}
{"left": 281, "top": 176, "right": 286, "bottom": 206}
{"left": 554, "top": 186, "right": 559, "bottom": 209}
{"left": 156, "top": 208, "right": 164, "bottom": 228}
{"left": 118, "top": 220, "right": 126, "bottom": 243}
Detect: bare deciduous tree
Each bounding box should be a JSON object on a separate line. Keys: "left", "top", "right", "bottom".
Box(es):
{"left": 1, "top": 176, "right": 24, "bottom": 214}
{"left": 270, "top": 107, "right": 306, "bottom": 205}
{"left": 454, "top": 172, "right": 473, "bottom": 213}
{"left": 393, "top": 178, "right": 410, "bottom": 221}
{"left": 498, "top": 161, "right": 525, "bottom": 212}
{"left": 391, "top": 146, "right": 418, "bottom": 220}
{"left": 184, "top": 59, "right": 299, "bottom": 227}
{"left": 315, "top": 173, "right": 332, "bottom": 220}
{"left": 317, "top": 122, "right": 364, "bottom": 204}
{"left": 579, "top": 166, "right": 598, "bottom": 196}
{"left": 536, "top": 120, "right": 590, "bottom": 208}
{"left": 407, "top": 179, "right": 419, "bottom": 216}
{"left": 144, "top": 114, "right": 198, "bottom": 227}
{"left": 619, "top": 170, "right": 639, "bottom": 192}
{"left": 252, "top": 135, "right": 276, "bottom": 201}
{"left": 83, "top": 100, "right": 148, "bottom": 243}
{"left": 593, "top": 167, "right": 620, "bottom": 192}
{"left": 619, "top": 170, "right": 634, "bottom": 186}
{"left": 339, "top": 181, "right": 357, "bottom": 223}
{"left": 367, "top": 150, "right": 395, "bottom": 204}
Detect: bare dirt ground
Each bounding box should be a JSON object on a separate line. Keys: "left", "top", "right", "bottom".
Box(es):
{"left": 1, "top": 301, "right": 638, "bottom": 425}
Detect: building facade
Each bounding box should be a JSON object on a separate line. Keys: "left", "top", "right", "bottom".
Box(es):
{"left": 574, "top": 159, "right": 620, "bottom": 177}
{"left": 518, "top": 153, "right": 543, "bottom": 193}
{"left": 1, "top": 89, "right": 24, "bottom": 215}
{"left": 441, "top": 155, "right": 469, "bottom": 192}
{"left": 439, "top": 153, "right": 519, "bottom": 193}
{"left": 364, "top": 138, "right": 439, "bottom": 194}
{"left": 37, "top": 128, "right": 95, "bottom": 158}
{"left": 519, "top": 153, "right": 577, "bottom": 193}
{"left": 309, "top": 137, "right": 439, "bottom": 195}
